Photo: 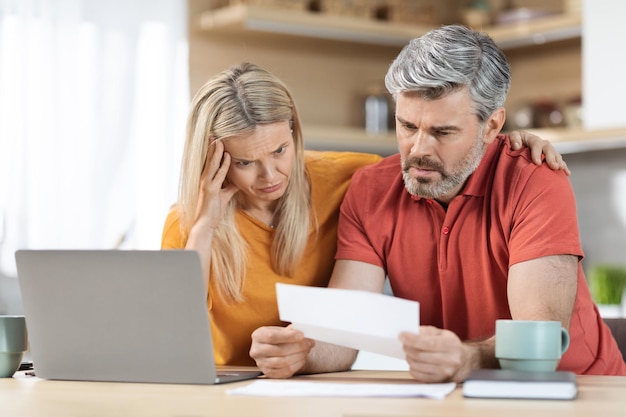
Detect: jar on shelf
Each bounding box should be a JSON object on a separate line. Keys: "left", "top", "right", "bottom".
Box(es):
{"left": 532, "top": 100, "right": 565, "bottom": 128}
{"left": 508, "top": 102, "right": 534, "bottom": 130}
{"left": 563, "top": 96, "right": 583, "bottom": 128}
{"left": 364, "top": 86, "right": 390, "bottom": 134}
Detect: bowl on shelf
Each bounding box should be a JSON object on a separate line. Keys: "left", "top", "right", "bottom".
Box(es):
{"left": 495, "top": 8, "right": 559, "bottom": 25}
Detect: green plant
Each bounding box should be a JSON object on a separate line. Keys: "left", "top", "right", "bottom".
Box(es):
{"left": 589, "top": 265, "right": 626, "bottom": 305}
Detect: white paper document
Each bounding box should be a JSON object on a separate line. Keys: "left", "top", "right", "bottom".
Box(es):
{"left": 276, "top": 283, "right": 419, "bottom": 359}
{"left": 227, "top": 380, "right": 456, "bottom": 399}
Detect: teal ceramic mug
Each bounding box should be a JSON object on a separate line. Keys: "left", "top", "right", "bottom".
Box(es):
{"left": 495, "top": 319, "right": 569, "bottom": 372}
{"left": 0, "top": 315, "right": 28, "bottom": 377}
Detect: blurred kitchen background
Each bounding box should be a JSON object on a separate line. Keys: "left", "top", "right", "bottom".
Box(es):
{"left": 1, "top": 0, "right": 625, "bottom": 315}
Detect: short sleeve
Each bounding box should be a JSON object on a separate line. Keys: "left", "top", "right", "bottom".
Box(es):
{"left": 335, "top": 168, "right": 386, "bottom": 268}
{"left": 508, "top": 167, "right": 583, "bottom": 266}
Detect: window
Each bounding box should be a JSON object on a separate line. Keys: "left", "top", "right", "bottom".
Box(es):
{"left": 0, "top": 0, "right": 189, "bottom": 276}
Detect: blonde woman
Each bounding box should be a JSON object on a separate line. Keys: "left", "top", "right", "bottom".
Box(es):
{"left": 161, "top": 62, "right": 567, "bottom": 369}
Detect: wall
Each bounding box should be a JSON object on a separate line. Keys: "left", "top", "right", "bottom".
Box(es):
{"left": 582, "top": 1, "right": 626, "bottom": 130}
{"left": 567, "top": 148, "right": 626, "bottom": 272}
{"left": 575, "top": 0, "right": 626, "bottom": 272}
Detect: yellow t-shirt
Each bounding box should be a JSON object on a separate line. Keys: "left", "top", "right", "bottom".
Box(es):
{"left": 161, "top": 150, "right": 382, "bottom": 365}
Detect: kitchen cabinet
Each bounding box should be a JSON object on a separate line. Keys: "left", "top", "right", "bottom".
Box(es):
{"left": 190, "top": 2, "right": 626, "bottom": 154}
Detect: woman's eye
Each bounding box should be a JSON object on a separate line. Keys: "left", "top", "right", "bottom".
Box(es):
{"left": 236, "top": 160, "right": 252, "bottom": 167}
{"left": 274, "top": 146, "right": 286, "bottom": 155}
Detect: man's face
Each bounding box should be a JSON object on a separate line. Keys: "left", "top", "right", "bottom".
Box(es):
{"left": 396, "top": 89, "right": 489, "bottom": 205}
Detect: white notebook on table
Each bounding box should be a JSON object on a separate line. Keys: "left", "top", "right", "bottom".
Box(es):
{"left": 463, "top": 369, "right": 578, "bottom": 400}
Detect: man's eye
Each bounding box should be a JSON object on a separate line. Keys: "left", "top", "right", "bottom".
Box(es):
{"left": 237, "top": 160, "right": 252, "bottom": 167}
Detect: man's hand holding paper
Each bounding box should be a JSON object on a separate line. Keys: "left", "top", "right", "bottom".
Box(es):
{"left": 276, "top": 283, "right": 420, "bottom": 359}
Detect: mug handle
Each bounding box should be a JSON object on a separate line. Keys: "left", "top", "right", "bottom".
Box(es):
{"left": 560, "top": 327, "right": 570, "bottom": 354}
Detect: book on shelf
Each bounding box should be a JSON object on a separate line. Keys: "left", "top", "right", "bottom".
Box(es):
{"left": 462, "top": 369, "right": 578, "bottom": 400}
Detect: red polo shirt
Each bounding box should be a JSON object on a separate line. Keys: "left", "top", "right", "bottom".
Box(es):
{"left": 337, "top": 134, "right": 626, "bottom": 375}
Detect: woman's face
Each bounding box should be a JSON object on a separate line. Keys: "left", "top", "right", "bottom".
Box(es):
{"left": 222, "top": 121, "right": 295, "bottom": 209}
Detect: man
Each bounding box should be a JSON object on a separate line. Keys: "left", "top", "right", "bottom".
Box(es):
{"left": 249, "top": 25, "right": 626, "bottom": 381}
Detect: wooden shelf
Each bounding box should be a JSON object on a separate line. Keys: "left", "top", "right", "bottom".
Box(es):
{"left": 199, "top": 4, "right": 582, "bottom": 49}
{"left": 303, "top": 125, "right": 626, "bottom": 156}
{"left": 198, "top": 4, "right": 430, "bottom": 47}
{"left": 488, "top": 13, "right": 582, "bottom": 49}
{"left": 524, "top": 126, "right": 626, "bottom": 154}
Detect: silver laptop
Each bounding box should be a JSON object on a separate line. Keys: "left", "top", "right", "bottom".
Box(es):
{"left": 15, "top": 249, "right": 262, "bottom": 384}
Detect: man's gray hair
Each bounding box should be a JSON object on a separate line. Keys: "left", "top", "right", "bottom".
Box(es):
{"left": 385, "top": 24, "right": 510, "bottom": 123}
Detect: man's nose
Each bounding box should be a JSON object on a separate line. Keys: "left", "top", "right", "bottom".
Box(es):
{"left": 409, "top": 132, "right": 434, "bottom": 157}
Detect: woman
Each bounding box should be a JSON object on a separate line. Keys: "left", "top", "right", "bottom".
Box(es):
{"left": 161, "top": 62, "right": 567, "bottom": 366}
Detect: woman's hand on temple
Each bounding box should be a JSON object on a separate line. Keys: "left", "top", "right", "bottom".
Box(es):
{"left": 193, "top": 140, "right": 239, "bottom": 230}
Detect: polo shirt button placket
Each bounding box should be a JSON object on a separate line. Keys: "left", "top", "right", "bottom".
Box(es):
{"left": 442, "top": 226, "right": 450, "bottom": 235}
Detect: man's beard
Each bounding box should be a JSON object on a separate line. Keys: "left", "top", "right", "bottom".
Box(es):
{"left": 401, "top": 134, "right": 486, "bottom": 200}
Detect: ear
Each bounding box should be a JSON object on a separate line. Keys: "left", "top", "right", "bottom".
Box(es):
{"left": 482, "top": 107, "right": 506, "bottom": 145}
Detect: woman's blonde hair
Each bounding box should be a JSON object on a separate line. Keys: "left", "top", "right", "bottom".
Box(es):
{"left": 177, "top": 63, "right": 311, "bottom": 303}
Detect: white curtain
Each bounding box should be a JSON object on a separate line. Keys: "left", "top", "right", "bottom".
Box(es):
{"left": 0, "top": 0, "right": 189, "bottom": 276}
